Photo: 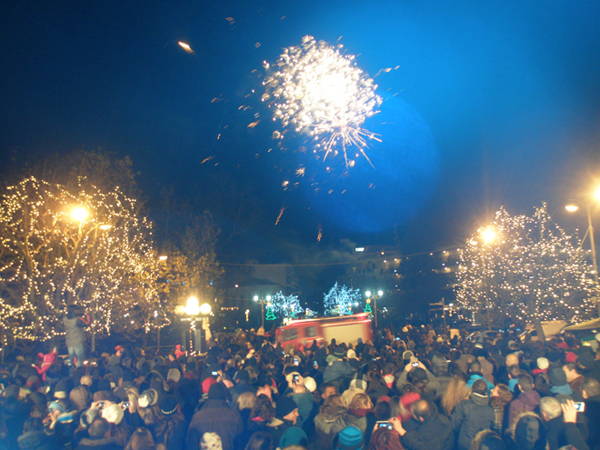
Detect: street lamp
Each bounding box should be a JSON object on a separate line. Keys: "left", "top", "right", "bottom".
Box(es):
{"left": 365, "top": 290, "right": 384, "bottom": 328}
{"left": 177, "top": 296, "right": 212, "bottom": 353}
{"left": 566, "top": 194, "right": 600, "bottom": 316}
{"left": 71, "top": 207, "right": 89, "bottom": 222}
{"left": 253, "top": 294, "right": 272, "bottom": 330}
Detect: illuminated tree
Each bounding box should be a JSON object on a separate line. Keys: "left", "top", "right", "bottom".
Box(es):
{"left": 0, "top": 176, "right": 162, "bottom": 345}
{"left": 455, "top": 203, "right": 599, "bottom": 339}
{"left": 271, "top": 291, "right": 304, "bottom": 318}
{"left": 323, "top": 282, "right": 362, "bottom": 316}
{"left": 156, "top": 212, "right": 223, "bottom": 316}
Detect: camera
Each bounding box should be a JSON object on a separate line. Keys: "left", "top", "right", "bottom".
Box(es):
{"left": 293, "top": 374, "right": 300, "bottom": 384}
{"left": 293, "top": 357, "right": 299, "bottom": 365}
{"left": 376, "top": 421, "right": 392, "bottom": 429}
{"left": 212, "top": 371, "right": 218, "bottom": 377}
{"left": 313, "top": 361, "right": 318, "bottom": 368}
{"left": 412, "top": 362, "right": 419, "bottom": 367}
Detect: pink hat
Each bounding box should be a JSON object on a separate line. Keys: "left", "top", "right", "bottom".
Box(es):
{"left": 565, "top": 352, "right": 577, "bottom": 363}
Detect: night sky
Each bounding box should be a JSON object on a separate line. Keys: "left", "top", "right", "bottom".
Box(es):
{"left": 1, "top": 0, "right": 600, "bottom": 265}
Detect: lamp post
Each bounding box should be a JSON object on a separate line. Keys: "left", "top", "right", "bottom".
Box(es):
{"left": 566, "top": 190, "right": 600, "bottom": 316}
{"left": 365, "top": 290, "right": 384, "bottom": 328}
{"left": 253, "top": 295, "right": 272, "bottom": 330}
{"left": 479, "top": 226, "right": 497, "bottom": 331}
{"left": 178, "top": 296, "right": 212, "bottom": 354}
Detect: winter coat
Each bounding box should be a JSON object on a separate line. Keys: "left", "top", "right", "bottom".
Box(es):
{"left": 74, "top": 437, "right": 122, "bottom": 450}
{"left": 584, "top": 395, "right": 600, "bottom": 450}
{"left": 509, "top": 389, "right": 541, "bottom": 427}
{"left": 290, "top": 391, "right": 318, "bottom": 428}
{"left": 451, "top": 393, "right": 495, "bottom": 450}
{"left": 186, "top": 399, "right": 244, "bottom": 450}
{"left": 323, "top": 360, "right": 355, "bottom": 383}
{"left": 400, "top": 412, "right": 454, "bottom": 450}
{"left": 17, "top": 430, "right": 54, "bottom": 450}
{"left": 63, "top": 315, "right": 87, "bottom": 347}
{"left": 544, "top": 415, "right": 589, "bottom": 450}
{"left": 314, "top": 406, "right": 346, "bottom": 450}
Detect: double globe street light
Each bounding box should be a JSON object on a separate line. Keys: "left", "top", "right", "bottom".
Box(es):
{"left": 365, "top": 290, "right": 383, "bottom": 328}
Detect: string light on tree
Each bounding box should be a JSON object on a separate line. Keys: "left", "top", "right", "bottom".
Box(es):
{"left": 454, "top": 203, "right": 599, "bottom": 337}
{"left": 323, "top": 282, "right": 362, "bottom": 316}
{"left": 0, "top": 176, "right": 164, "bottom": 344}
{"left": 270, "top": 292, "right": 304, "bottom": 319}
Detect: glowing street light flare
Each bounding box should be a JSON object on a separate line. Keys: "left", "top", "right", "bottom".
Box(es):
{"left": 178, "top": 41, "right": 194, "bottom": 53}
{"left": 595, "top": 185, "right": 600, "bottom": 202}
{"left": 158, "top": 255, "right": 168, "bottom": 261}
{"left": 565, "top": 204, "right": 579, "bottom": 213}
{"left": 481, "top": 227, "right": 497, "bottom": 244}
{"left": 71, "top": 207, "right": 89, "bottom": 222}
{"left": 99, "top": 224, "right": 112, "bottom": 230}
{"left": 262, "top": 36, "right": 382, "bottom": 168}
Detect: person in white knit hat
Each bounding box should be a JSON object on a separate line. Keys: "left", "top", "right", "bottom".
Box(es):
{"left": 201, "top": 432, "right": 223, "bottom": 450}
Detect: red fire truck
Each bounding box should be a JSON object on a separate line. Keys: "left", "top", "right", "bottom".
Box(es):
{"left": 276, "top": 313, "right": 372, "bottom": 350}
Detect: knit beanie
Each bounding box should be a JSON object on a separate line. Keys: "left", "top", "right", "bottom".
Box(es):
{"left": 536, "top": 357, "right": 549, "bottom": 371}
{"left": 303, "top": 376, "right": 317, "bottom": 393}
{"left": 201, "top": 432, "right": 222, "bottom": 450}
{"left": 335, "top": 426, "right": 364, "bottom": 450}
{"left": 138, "top": 389, "right": 158, "bottom": 408}
{"left": 159, "top": 394, "right": 179, "bottom": 416}
{"left": 279, "top": 427, "right": 308, "bottom": 448}
{"left": 202, "top": 377, "right": 217, "bottom": 394}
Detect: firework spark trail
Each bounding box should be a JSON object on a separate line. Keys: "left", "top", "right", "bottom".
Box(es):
{"left": 275, "top": 206, "right": 287, "bottom": 225}
{"left": 262, "top": 36, "right": 382, "bottom": 168}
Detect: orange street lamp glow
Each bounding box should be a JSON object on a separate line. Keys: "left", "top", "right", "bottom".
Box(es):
{"left": 481, "top": 227, "right": 497, "bottom": 244}
{"left": 71, "top": 207, "right": 89, "bottom": 222}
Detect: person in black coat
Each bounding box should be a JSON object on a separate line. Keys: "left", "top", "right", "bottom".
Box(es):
{"left": 450, "top": 379, "right": 495, "bottom": 450}
{"left": 389, "top": 399, "right": 454, "bottom": 450}
{"left": 17, "top": 418, "right": 54, "bottom": 450}
{"left": 186, "top": 382, "right": 244, "bottom": 450}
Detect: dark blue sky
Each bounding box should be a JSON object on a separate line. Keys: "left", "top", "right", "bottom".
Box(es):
{"left": 1, "top": 0, "right": 599, "bottom": 261}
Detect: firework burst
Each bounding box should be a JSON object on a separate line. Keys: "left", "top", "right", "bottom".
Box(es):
{"left": 262, "top": 36, "right": 382, "bottom": 168}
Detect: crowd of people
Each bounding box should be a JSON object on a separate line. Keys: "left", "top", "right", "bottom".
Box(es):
{"left": 1, "top": 323, "right": 599, "bottom": 450}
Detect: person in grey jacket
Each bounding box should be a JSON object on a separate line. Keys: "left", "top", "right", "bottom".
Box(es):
{"left": 450, "top": 378, "right": 495, "bottom": 450}
{"left": 63, "top": 304, "right": 91, "bottom": 368}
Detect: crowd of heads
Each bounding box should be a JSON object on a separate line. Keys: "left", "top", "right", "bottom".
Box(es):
{"left": 0, "top": 323, "right": 599, "bottom": 450}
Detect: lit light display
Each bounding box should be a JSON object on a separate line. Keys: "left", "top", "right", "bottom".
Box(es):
{"left": 454, "top": 203, "right": 599, "bottom": 329}
{"left": 270, "top": 291, "right": 304, "bottom": 319}
{"left": 262, "top": 35, "right": 382, "bottom": 168}
{"left": 0, "top": 177, "right": 165, "bottom": 342}
{"left": 323, "top": 282, "right": 362, "bottom": 316}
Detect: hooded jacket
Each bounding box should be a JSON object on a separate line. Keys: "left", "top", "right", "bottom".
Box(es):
{"left": 509, "top": 389, "right": 541, "bottom": 427}
{"left": 450, "top": 392, "right": 495, "bottom": 450}
{"left": 400, "top": 411, "right": 454, "bottom": 450}
{"left": 314, "top": 406, "right": 346, "bottom": 450}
